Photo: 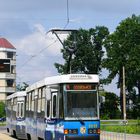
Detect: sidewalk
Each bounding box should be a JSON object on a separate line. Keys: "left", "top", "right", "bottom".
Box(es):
{"left": 0, "top": 133, "right": 16, "bottom": 140}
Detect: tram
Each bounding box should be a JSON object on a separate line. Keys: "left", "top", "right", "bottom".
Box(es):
{"left": 25, "top": 74, "right": 100, "bottom": 140}
{"left": 6, "top": 91, "right": 27, "bottom": 139}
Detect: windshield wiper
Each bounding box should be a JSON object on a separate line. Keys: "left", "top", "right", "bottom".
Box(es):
{"left": 73, "top": 112, "right": 85, "bottom": 125}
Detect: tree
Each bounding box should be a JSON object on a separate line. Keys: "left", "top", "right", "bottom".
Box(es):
{"left": 103, "top": 15, "right": 140, "bottom": 118}
{"left": 55, "top": 27, "right": 109, "bottom": 74}
{"left": 126, "top": 89, "right": 140, "bottom": 119}
{"left": 0, "top": 102, "right": 5, "bottom": 118}
{"left": 100, "top": 92, "right": 120, "bottom": 119}
{"left": 16, "top": 82, "right": 29, "bottom": 91}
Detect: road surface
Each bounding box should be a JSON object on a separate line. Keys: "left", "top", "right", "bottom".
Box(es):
{"left": 101, "top": 131, "right": 140, "bottom": 140}
{"left": 0, "top": 126, "right": 16, "bottom": 140}
{"left": 0, "top": 126, "right": 140, "bottom": 140}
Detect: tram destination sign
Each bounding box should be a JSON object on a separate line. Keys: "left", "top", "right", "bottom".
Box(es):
{"left": 66, "top": 84, "right": 96, "bottom": 90}
{"left": 0, "top": 59, "right": 11, "bottom": 73}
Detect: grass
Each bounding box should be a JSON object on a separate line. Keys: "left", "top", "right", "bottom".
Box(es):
{"left": 101, "top": 120, "right": 140, "bottom": 135}
{"left": 1, "top": 120, "right": 140, "bottom": 134}
{"left": 0, "top": 121, "right": 6, "bottom": 126}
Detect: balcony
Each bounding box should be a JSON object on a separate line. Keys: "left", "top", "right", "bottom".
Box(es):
{"left": 0, "top": 86, "right": 16, "bottom": 93}
{"left": 0, "top": 73, "right": 16, "bottom": 79}
{"left": 11, "top": 59, "right": 16, "bottom": 65}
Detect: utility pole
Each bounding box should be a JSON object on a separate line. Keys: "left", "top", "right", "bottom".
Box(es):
{"left": 122, "top": 66, "right": 126, "bottom": 120}
{"left": 122, "top": 66, "right": 127, "bottom": 140}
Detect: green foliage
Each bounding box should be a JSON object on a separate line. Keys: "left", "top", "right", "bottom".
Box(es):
{"left": 0, "top": 102, "right": 6, "bottom": 118}
{"left": 16, "top": 82, "right": 29, "bottom": 91}
{"left": 101, "top": 120, "right": 140, "bottom": 134}
{"left": 126, "top": 89, "right": 140, "bottom": 119}
{"left": 100, "top": 92, "right": 121, "bottom": 119}
{"left": 55, "top": 27, "right": 109, "bottom": 74}
{"left": 103, "top": 14, "right": 140, "bottom": 86}
{"left": 54, "top": 15, "right": 140, "bottom": 119}
{"left": 103, "top": 14, "right": 140, "bottom": 117}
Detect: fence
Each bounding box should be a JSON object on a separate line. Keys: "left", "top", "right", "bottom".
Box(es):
{"left": 100, "top": 120, "right": 127, "bottom": 140}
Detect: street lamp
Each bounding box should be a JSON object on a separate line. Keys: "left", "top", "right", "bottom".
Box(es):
{"left": 47, "top": 29, "right": 77, "bottom": 73}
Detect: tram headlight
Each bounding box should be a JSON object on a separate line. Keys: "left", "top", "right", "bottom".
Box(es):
{"left": 64, "top": 129, "right": 78, "bottom": 135}
{"left": 64, "top": 129, "right": 69, "bottom": 135}
{"left": 88, "top": 128, "right": 100, "bottom": 134}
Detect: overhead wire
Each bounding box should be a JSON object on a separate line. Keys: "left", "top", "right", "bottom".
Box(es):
{"left": 17, "top": 0, "right": 70, "bottom": 71}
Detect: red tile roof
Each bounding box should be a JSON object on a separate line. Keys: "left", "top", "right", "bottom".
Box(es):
{"left": 0, "top": 38, "right": 16, "bottom": 49}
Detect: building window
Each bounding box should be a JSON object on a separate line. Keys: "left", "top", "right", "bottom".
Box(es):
{"left": 6, "top": 79, "right": 14, "bottom": 87}
{"left": 11, "top": 66, "right": 16, "bottom": 74}
{"left": 7, "top": 52, "right": 14, "bottom": 59}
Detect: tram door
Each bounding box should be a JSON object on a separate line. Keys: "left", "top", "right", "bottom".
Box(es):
{"left": 46, "top": 91, "right": 58, "bottom": 140}
{"left": 52, "top": 92, "right": 58, "bottom": 139}
{"left": 52, "top": 92, "right": 57, "bottom": 119}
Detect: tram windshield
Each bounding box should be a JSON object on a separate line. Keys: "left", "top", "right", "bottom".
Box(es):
{"left": 64, "top": 90, "right": 98, "bottom": 120}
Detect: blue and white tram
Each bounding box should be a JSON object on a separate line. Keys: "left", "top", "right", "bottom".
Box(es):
{"left": 6, "top": 91, "right": 27, "bottom": 139}
{"left": 26, "top": 74, "right": 100, "bottom": 140}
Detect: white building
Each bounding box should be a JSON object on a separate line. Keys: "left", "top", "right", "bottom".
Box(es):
{"left": 0, "top": 38, "right": 16, "bottom": 101}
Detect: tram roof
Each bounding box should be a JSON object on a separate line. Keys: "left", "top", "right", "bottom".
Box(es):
{"left": 27, "top": 74, "right": 99, "bottom": 91}
{"left": 6, "top": 91, "right": 26, "bottom": 100}
{"left": 45, "top": 74, "right": 99, "bottom": 85}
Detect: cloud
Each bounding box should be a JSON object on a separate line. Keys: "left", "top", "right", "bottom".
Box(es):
{"left": 16, "top": 24, "right": 68, "bottom": 56}
{"left": 15, "top": 24, "right": 69, "bottom": 84}
{"left": 1, "top": 0, "right": 139, "bottom": 90}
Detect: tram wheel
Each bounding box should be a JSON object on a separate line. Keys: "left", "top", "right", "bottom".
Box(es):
{"left": 27, "top": 133, "right": 31, "bottom": 140}
{"left": 7, "top": 128, "right": 9, "bottom": 133}
{"left": 13, "top": 130, "right": 17, "bottom": 138}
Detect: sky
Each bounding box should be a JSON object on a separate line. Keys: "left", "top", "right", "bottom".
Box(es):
{"left": 0, "top": 0, "right": 140, "bottom": 95}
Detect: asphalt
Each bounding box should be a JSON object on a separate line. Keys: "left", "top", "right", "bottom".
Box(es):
{"left": 0, "top": 126, "right": 140, "bottom": 140}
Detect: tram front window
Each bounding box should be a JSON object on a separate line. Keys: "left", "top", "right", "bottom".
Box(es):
{"left": 64, "top": 91, "right": 98, "bottom": 119}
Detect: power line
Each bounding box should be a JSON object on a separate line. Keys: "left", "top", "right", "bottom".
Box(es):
{"left": 18, "top": 39, "right": 58, "bottom": 70}
{"left": 18, "top": 0, "right": 70, "bottom": 71}
{"left": 67, "top": 0, "right": 70, "bottom": 24}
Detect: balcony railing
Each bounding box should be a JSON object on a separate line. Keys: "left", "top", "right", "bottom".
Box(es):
{"left": 11, "top": 59, "right": 16, "bottom": 65}
{"left": 0, "top": 86, "right": 16, "bottom": 93}
{"left": 0, "top": 73, "right": 16, "bottom": 79}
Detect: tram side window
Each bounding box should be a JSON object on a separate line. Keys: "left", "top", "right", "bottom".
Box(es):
{"left": 13, "top": 98, "right": 17, "bottom": 120}
{"left": 21, "top": 102, "right": 24, "bottom": 118}
{"left": 42, "top": 87, "right": 45, "bottom": 111}
{"left": 7, "top": 100, "right": 10, "bottom": 110}
{"left": 6, "top": 100, "right": 11, "bottom": 117}
{"left": 59, "top": 87, "right": 64, "bottom": 118}
{"left": 26, "top": 94, "right": 29, "bottom": 110}
{"left": 53, "top": 95, "right": 57, "bottom": 118}
{"left": 31, "top": 91, "right": 35, "bottom": 111}
{"left": 17, "top": 102, "right": 24, "bottom": 118}
{"left": 13, "top": 97, "right": 17, "bottom": 111}
{"left": 38, "top": 88, "right": 42, "bottom": 112}
{"left": 17, "top": 103, "right": 20, "bottom": 117}
{"left": 37, "top": 87, "right": 45, "bottom": 112}
{"left": 47, "top": 100, "right": 50, "bottom": 118}
{"left": 13, "top": 97, "right": 17, "bottom": 105}
{"left": 29, "top": 92, "right": 31, "bottom": 111}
